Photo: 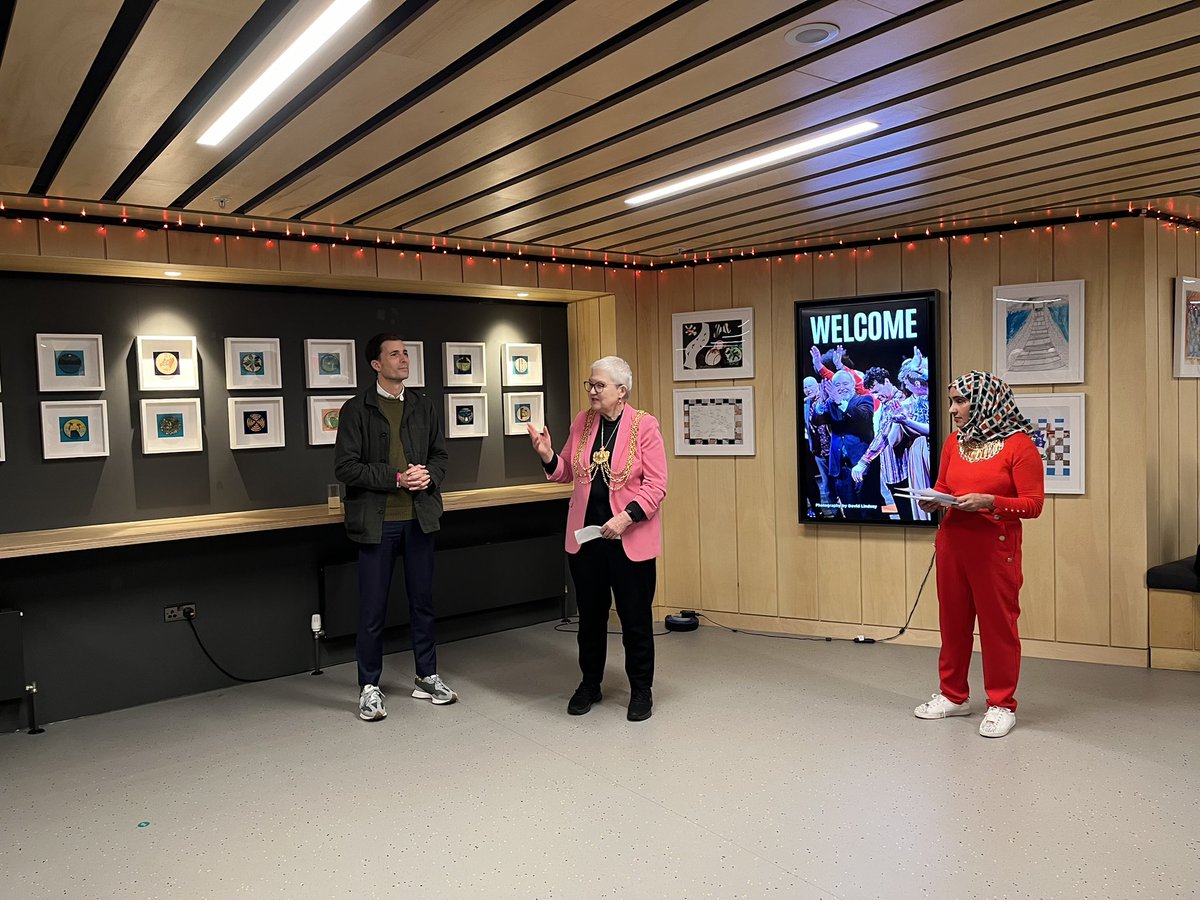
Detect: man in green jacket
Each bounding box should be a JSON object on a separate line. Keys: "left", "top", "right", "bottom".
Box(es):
{"left": 334, "top": 333, "right": 456, "bottom": 721}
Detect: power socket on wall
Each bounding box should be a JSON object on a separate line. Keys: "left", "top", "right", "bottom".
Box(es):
{"left": 163, "top": 604, "right": 197, "bottom": 623}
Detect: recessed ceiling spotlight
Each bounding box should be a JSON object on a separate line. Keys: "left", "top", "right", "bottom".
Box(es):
{"left": 164, "top": 270, "right": 183, "bottom": 277}
{"left": 785, "top": 22, "right": 840, "bottom": 47}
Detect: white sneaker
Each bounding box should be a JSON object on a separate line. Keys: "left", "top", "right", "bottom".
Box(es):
{"left": 412, "top": 674, "right": 457, "bottom": 705}
{"left": 914, "top": 693, "right": 971, "bottom": 719}
{"left": 979, "top": 706, "right": 1016, "bottom": 738}
{"left": 359, "top": 684, "right": 387, "bottom": 721}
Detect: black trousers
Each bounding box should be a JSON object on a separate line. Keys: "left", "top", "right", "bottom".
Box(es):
{"left": 357, "top": 520, "right": 437, "bottom": 687}
{"left": 567, "top": 539, "right": 657, "bottom": 690}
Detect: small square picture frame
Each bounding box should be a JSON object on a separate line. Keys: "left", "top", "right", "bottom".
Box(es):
{"left": 305, "top": 339, "right": 357, "bottom": 389}
{"left": 446, "top": 393, "right": 488, "bottom": 437}
{"left": 1014, "top": 392, "right": 1086, "bottom": 494}
{"left": 673, "top": 387, "right": 756, "bottom": 456}
{"left": 672, "top": 307, "right": 755, "bottom": 381}
{"left": 228, "top": 396, "right": 286, "bottom": 449}
{"left": 306, "top": 395, "right": 353, "bottom": 446}
{"left": 224, "top": 337, "right": 282, "bottom": 389}
{"left": 136, "top": 335, "right": 199, "bottom": 391}
{"left": 403, "top": 340, "right": 426, "bottom": 388}
{"left": 501, "top": 343, "right": 543, "bottom": 386}
{"left": 1173, "top": 276, "right": 1200, "bottom": 378}
{"left": 444, "top": 342, "right": 487, "bottom": 387}
{"left": 36, "top": 333, "right": 106, "bottom": 391}
{"left": 503, "top": 392, "right": 544, "bottom": 435}
{"left": 140, "top": 397, "right": 204, "bottom": 455}
{"left": 41, "top": 399, "right": 110, "bottom": 459}
{"left": 991, "top": 280, "right": 1085, "bottom": 385}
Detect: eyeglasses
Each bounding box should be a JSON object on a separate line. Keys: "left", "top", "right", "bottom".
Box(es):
{"left": 584, "top": 380, "right": 609, "bottom": 393}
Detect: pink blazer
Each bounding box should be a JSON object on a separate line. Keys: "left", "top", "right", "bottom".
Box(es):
{"left": 546, "top": 408, "right": 668, "bottom": 561}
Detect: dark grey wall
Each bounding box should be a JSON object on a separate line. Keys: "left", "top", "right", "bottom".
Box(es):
{"left": 0, "top": 273, "right": 571, "bottom": 532}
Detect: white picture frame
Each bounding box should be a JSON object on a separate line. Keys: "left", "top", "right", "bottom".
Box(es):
{"left": 228, "top": 397, "right": 286, "bottom": 449}
{"left": 672, "top": 307, "right": 755, "bottom": 381}
{"left": 0, "top": 403, "right": 5, "bottom": 462}
{"left": 503, "top": 392, "right": 544, "bottom": 435}
{"left": 36, "top": 333, "right": 106, "bottom": 391}
{"left": 1013, "top": 392, "right": 1086, "bottom": 495}
{"left": 136, "top": 335, "right": 200, "bottom": 391}
{"left": 403, "top": 340, "right": 425, "bottom": 388}
{"left": 673, "top": 387, "right": 755, "bottom": 456}
{"left": 501, "top": 342, "right": 543, "bottom": 386}
{"left": 139, "top": 398, "right": 204, "bottom": 455}
{"left": 305, "top": 339, "right": 357, "bottom": 389}
{"left": 992, "top": 280, "right": 1085, "bottom": 384}
{"left": 306, "top": 395, "right": 353, "bottom": 446}
{"left": 444, "top": 342, "right": 487, "bottom": 387}
{"left": 224, "top": 337, "right": 282, "bottom": 389}
{"left": 446, "top": 393, "right": 488, "bottom": 438}
{"left": 1173, "top": 276, "right": 1200, "bottom": 378}
{"left": 40, "top": 399, "right": 110, "bottom": 459}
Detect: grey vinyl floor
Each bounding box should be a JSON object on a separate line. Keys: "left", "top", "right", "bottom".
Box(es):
{"left": 2, "top": 622, "right": 1198, "bottom": 900}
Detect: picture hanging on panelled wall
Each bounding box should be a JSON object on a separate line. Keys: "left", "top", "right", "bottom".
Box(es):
{"left": 305, "top": 339, "right": 357, "bottom": 389}
{"left": 501, "top": 343, "right": 543, "bottom": 386}
{"left": 991, "top": 280, "right": 1085, "bottom": 385}
{"left": 446, "top": 393, "right": 488, "bottom": 438}
{"left": 503, "top": 392, "right": 544, "bottom": 434}
{"left": 224, "top": 338, "right": 282, "bottom": 389}
{"left": 228, "top": 397, "right": 285, "bottom": 449}
{"left": 41, "top": 400, "right": 110, "bottom": 459}
{"left": 671, "top": 307, "right": 754, "bottom": 381}
{"left": 36, "top": 333, "right": 106, "bottom": 391}
{"left": 140, "top": 398, "right": 204, "bottom": 454}
{"left": 444, "top": 342, "right": 487, "bottom": 387}
{"left": 1174, "top": 276, "right": 1200, "bottom": 378}
{"left": 402, "top": 340, "right": 425, "bottom": 388}
{"left": 307, "top": 395, "right": 353, "bottom": 446}
{"left": 136, "top": 336, "right": 200, "bottom": 391}
{"left": 1013, "top": 392, "right": 1086, "bottom": 495}
{"left": 672, "top": 387, "right": 755, "bottom": 456}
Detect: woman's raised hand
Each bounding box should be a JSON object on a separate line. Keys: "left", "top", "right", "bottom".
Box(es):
{"left": 527, "top": 423, "right": 554, "bottom": 463}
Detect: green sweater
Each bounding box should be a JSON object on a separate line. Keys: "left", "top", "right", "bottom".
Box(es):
{"left": 378, "top": 396, "right": 414, "bottom": 522}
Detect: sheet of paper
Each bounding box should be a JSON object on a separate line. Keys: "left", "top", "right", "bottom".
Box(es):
{"left": 893, "top": 487, "right": 959, "bottom": 505}
{"left": 574, "top": 525, "right": 605, "bottom": 544}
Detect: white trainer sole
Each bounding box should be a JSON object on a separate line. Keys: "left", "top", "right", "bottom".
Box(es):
{"left": 412, "top": 689, "right": 456, "bottom": 705}
{"left": 359, "top": 709, "right": 387, "bottom": 721}
{"left": 914, "top": 704, "right": 971, "bottom": 719}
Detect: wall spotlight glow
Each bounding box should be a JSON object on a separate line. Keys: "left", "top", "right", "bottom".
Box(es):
{"left": 164, "top": 271, "right": 183, "bottom": 277}
{"left": 197, "top": 0, "right": 370, "bottom": 146}
{"left": 624, "top": 121, "right": 879, "bottom": 206}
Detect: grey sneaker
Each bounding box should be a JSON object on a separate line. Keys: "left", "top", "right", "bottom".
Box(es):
{"left": 359, "top": 684, "right": 386, "bottom": 721}
{"left": 412, "top": 674, "right": 457, "bottom": 705}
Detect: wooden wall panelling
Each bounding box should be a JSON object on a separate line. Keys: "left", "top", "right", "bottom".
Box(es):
{"left": 225, "top": 236, "right": 281, "bottom": 271}
{"left": 279, "top": 240, "right": 330, "bottom": 275}
{"left": 500, "top": 259, "right": 538, "bottom": 287}
{"left": 376, "top": 248, "right": 420, "bottom": 280}
{"left": 658, "top": 267, "right": 700, "bottom": 610}
{"left": 1155, "top": 224, "right": 1179, "bottom": 563}
{"left": 0, "top": 218, "right": 39, "bottom": 254}
{"left": 1001, "top": 228, "right": 1056, "bottom": 642}
{"left": 572, "top": 265, "right": 606, "bottom": 295}
{"left": 420, "top": 251, "right": 463, "bottom": 283}
{"left": 733, "top": 258, "right": 777, "bottom": 616}
{"left": 812, "top": 251, "right": 862, "bottom": 623}
{"left": 599, "top": 295, "right": 617, "bottom": 359}
{"left": 901, "top": 238, "right": 950, "bottom": 632}
{"left": 856, "top": 244, "right": 907, "bottom": 627}
{"left": 462, "top": 256, "right": 501, "bottom": 285}
{"left": 168, "top": 231, "right": 227, "bottom": 268}
{"left": 605, "top": 268, "right": 637, "bottom": 371}
{"left": 773, "top": 255, "right": 818, "bottom": 620}
{"left": 1149, "top": 590, "right": 1194, "bottom": 649}
{"left": 1109, "top": 220, "right": 1152, "bottom": 648}
{"left": 329, "top": 245, "right": 377, "bottom": 278}
{"left": 566, "top": 302, "right": 582, "bottom": 414}
{"left": 105, "top": 224, "right": 167, "bottom": 263}
{"left": 1053, "top": 223, "right": 1111, "bottom": 646}
{"left": 1175, "top": 229, "right": 1199, "bottom": 558}
{"left": 538, "top": 262, "right": 572, "bottom": 291}
{"left": 632, "top": 271, "right": 666, "bottom": 601}
{"left": 692, "top": 263, "right": 738, "bottom": 613}
{"left": 39, "top": 220, "right": 104, "bottom": 258}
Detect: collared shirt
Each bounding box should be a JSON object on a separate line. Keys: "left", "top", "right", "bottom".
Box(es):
{"left": 376, "top": 380, "right": 405, "bottom": 401}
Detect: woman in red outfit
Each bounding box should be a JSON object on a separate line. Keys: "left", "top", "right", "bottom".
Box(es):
{"left": 914, "top": 371, "right": 1044, "bottom": 738}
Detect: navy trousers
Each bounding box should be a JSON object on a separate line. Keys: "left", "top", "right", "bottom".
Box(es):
{"left": 357, "top": 520, "right": 437, "bottom": 687}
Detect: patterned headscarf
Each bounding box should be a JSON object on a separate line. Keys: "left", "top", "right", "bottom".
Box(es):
{"left": 952, "top": 370, "right": 1033, "bottom": 443}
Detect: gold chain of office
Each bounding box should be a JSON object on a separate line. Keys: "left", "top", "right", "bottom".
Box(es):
{"left": 958, "top": 439, "right": 1005, "bottom": 463}
{"left": 573, "top": 409, "right": 646, "bottom": 487}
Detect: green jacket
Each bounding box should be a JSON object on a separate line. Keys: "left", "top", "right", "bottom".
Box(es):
{"left": 334, "top": 385, "right": 449, "bottom": 543}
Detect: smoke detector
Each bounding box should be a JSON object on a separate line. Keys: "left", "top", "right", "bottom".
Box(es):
{"left": 785, "top": 23, "right": 839, "bottom": 47}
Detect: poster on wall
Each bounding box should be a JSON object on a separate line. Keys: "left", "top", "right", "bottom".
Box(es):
{"left": 794, "top": 291, "right": 939, "bottom": 526}
{"left": 1174, "top": 276, "right": 1200, "bottom": 378}
{"left": 992, "top": 280, "right": 1085, "bottom": 384}
{"left": 673, "top": 387, "right": 755, "bottom": 456}
{"left": 672, "top": 307, "right": 754, "bottom": 380}
{"left": 1013, "top": 392, "right": 1085, "bottom": 494}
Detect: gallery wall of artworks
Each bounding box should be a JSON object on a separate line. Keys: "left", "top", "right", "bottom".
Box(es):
{"left": 0, "top": 273, "right": 570, "bottom": 534}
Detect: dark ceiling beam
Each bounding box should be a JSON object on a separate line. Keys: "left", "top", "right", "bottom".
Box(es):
{"left": 170, "top": 0, "right": 440, "bottom": 210}
{"left": 0, "top": 1, "right": 16, "bottom": 73}
{"left": 29, "top": 0, "right": 156, "bottom": 195}
{"left": 103, "top": 0, "right": 299, "bottom": 202}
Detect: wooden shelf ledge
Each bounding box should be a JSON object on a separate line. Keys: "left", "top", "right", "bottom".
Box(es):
{"left": 0, "top": 482, "right": 572, "bottom": 559}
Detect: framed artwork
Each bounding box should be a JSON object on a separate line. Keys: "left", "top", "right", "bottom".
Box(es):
{"left": 446, "top": 393, "right": 488, "bottom": 438}
{"left": 1173, "top": 276, "right": 1200, "bottom": 378}
{"left": 1013, "top": 392, "right": 1085, "bottom": 494}
{"left": 673, "top": 387, "right": 755, "bottom": 456}
{"left": 672, "top": 307, "right": 755, "bottom": 381}
{"left": 224, "top": 337, "right": 282, "bottom": 389}
{"left": 40, "top": 399, "right": 110, "bottom": 459}
{"left": 0, "top": 403, "right": 5, "bottom": 462}
{"left": 306, "top": 395, "right": 353, "bottom": 446}
{"left": 503, "top": 392, "right": 544, "bottom": 434}
{"left": 992, "top": 280, "right": 1085, "bottom": 384}
{"left": 403, "top": 340, "right": 425, "bottom": 388}
{"left": 136, "top": 335, "right": 199, "bottom": 391}
{"left": 36, "top": 333, "right": 106, "bottom": 391}
{"left": 228, "top": 397, "right": 285, "bottom": 449}
{"left": 139, "top": 398, "right": 203, "bottom": 455}
{"left": 444, "top": 342, "right": 487, "bottom": 387}
{"left": 501, "top": 342, "right": 543, "bottom": 386}
{"left": 305, "top": 339, "right": 357, "bottom": 389}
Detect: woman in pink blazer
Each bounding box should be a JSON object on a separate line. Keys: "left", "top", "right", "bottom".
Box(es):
{"left": 528, "top": 356, "right": 668, "bottom": 721}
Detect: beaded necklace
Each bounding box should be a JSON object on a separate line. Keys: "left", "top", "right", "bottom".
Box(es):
{"left": 573, "top": 408, "right": 646, "bottom": 487}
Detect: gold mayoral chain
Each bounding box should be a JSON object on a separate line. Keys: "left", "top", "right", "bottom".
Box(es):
{"left": 958, "top": 438, "right": 1004, "bottom": 463}
{"left": 574, "top": 409, "right": 646, "bottom": 487}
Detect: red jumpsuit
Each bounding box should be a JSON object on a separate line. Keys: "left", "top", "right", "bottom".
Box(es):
{"left": 932, "top": 433, "right": 1044, "bottom": 711}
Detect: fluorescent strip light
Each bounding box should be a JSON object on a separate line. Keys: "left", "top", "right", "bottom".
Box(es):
{"left": 197, "top": 0, "right": 370, "bottom": 146}
{"left": 624, "top": 121, "right": 880, "bottom": 206}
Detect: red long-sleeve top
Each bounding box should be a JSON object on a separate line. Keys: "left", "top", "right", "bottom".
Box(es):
{"left": 934, "top": 432, "right": 1045, "bottom": 524}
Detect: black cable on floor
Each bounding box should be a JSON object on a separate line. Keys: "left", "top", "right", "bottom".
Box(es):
{"left": 184, "top": 612, "right": 271, "bottom": 683}
{"left": 554, "top": 618, "right": 671, "bottom": 637}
